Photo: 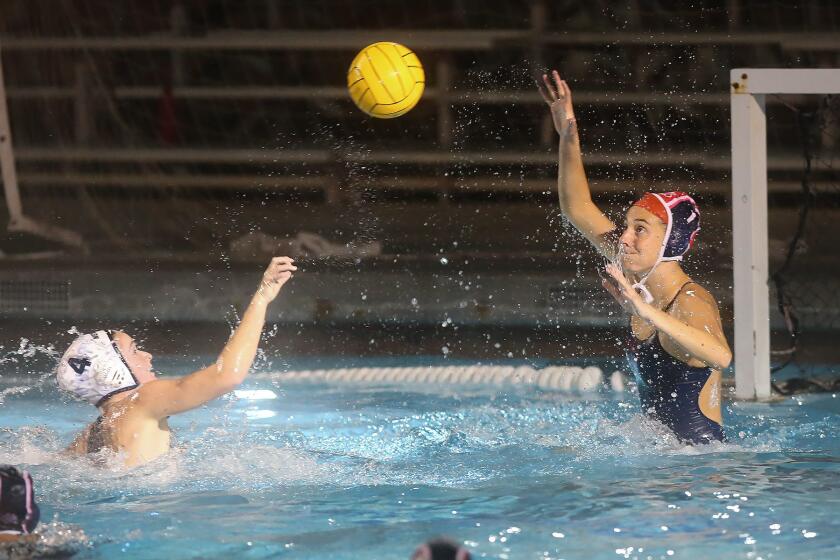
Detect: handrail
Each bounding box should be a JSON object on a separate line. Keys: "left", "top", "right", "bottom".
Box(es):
{"left": 14, "top": 172, "right": 819, "bottom": 194}
{"left": 4, "top": 86, "right": 731, "bottom": 106}
{"left": 14, "top": 147, "right": 738, "bottom": 168}
{"left": 2, "top": 30, "right": 839, "bottom": 51}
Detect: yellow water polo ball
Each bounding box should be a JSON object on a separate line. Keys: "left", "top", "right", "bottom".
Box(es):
{"left": 347, "top": 42, "right": 425, "bottom": 119}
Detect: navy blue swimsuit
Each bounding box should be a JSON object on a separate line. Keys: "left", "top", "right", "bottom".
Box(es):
{"left": 625, "top": 283, "right": 724, "bottom": 444}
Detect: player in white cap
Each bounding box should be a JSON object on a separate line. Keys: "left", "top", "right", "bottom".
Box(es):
{"left": 57, "top": 257, "right": 296, "bottom": 467}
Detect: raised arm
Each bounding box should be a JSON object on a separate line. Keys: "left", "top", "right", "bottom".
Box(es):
{"left": 539, "top": 70, "right": 617, "bottom": 258}
{"left": 138, "top": 257, "right": 296, "bottom": 418}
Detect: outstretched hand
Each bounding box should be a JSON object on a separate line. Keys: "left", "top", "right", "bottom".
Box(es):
{"left": 537, "top": 70, "right": 576, "bottom": 137}
{"left": 256, "top": 256, "right": 296, "bottom": 304}
{"left": 601, "top": 263, "right": 646, "bottom": 316}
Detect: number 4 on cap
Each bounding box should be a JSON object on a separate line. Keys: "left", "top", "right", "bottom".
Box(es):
{"left": 68, "top": 358, "right": 91, "bottom": 375}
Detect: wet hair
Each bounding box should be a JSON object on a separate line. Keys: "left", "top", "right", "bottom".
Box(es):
{"left": 411, "top": 538, "right": 471, "bottom": 560}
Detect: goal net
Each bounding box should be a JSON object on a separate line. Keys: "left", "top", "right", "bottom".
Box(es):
{"left": 768, "top": 92, "right": 840, "bottom": 392}
{"left": 730, "top": 68, "right": 840, "bottom": 400}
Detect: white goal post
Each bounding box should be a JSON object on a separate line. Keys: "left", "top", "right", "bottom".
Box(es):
{"left": 0, "top": 41, "right": 84, "bottom": 250}
{"left": 730, "top": 68, "right": 840, "bottom": 400}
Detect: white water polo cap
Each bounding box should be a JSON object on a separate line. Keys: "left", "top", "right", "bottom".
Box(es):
{"left": 56, "top": 331, "right": 139, "bottom": 406}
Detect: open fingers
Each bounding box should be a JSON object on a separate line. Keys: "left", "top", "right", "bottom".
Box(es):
{"left": 601, "top": 274, "right": 622, "bottom": 296}
{"left": 541, "top": 74, "right": 557, "bottom": 101}
{"left": 605, "top": 264, "right": 632, "bottom": 291}
{"left": 602, "top": 278, "right": 620, "bottom": 299}
{"left": 537, "top": 80, "right": 554, "bottom": 105}
{"left": 561, "top": 81, "right": 572, "bottom": 104}
{"left": 601, "top": 279, "right": 629, "bottom": 308}
{"left": 605, "top": 262, "right": 623, "bottom": 279}
{"left": 551, "top": 70, "right": 566, "bottom": 96}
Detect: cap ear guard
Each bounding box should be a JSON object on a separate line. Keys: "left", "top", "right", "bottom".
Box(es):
{"left": 0, "top": 466, "right": 39, "bottom": 535}
{"left": 21, "top": 470, "right": 38, "bottom": 534}
{"left": 662, "top": 196, "right": 701, "bottom": 260}
{"left": 99, "top": 331, "right": 138, "bottom": 389}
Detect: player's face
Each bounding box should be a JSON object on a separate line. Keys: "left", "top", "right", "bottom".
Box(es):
{"left": 619, "top": 206, "right": 666, "bottom": 274}
{"left": 112, "top": 331, "right": 155, "bottom": 383}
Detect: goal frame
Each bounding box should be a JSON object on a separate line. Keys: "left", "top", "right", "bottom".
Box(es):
{"left": 0, "top": 41, "right": 84, "bottom": 250}
{"left": 730, "top": 68, "right": 840, "bottom": 400}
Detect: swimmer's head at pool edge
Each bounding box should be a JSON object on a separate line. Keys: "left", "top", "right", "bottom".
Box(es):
{"left": 0, "top": 465, "right": 39, "bottom": 541}
{"left": 411, "top": 538, "right": 471, "bottom": 560}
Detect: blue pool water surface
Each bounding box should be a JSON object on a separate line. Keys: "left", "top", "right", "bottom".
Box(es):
{"left": 1, "top": 355, "right": 839, "bottom": 559}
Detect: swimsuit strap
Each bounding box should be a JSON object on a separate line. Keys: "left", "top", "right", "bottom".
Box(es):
{"left": 628, "top": 280, "right": 696, "bottom": 333}
{"left": 663, "top": 281, "right": 696, "bottom": 313}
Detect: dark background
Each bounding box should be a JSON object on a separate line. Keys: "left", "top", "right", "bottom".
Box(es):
{"left": 0, "top": 1, "right": 837, "bottom": 374}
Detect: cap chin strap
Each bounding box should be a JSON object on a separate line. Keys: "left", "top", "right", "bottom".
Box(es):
{"left": 631, "top": 272, "right": 656, "bottom": 304}
{"left": 93, "top": 330, "right": 140, "bottom": 406}
{"left": 631, "top": 254, "right": 684, "bottom": 305}
{"left": 631, "top": 191, "right": 677, "bottom": 305}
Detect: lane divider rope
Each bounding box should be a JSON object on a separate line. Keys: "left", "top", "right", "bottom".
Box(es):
{"left": 275, "top": 365, "right": 626, "bottom": 392}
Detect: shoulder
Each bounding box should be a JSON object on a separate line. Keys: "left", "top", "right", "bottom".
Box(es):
{"left": 672, "top": 282, "right": 722, "bottom": 321}
{"left": 134, "top": 378, "right": 179, "bottom": 405}
{"left": 131, "top": 377, "right": 191, "bottom": 419}
{"left": 680, "top": 282, "right": 717, "bottom": 305}
{"left": 98, "top": 382, "right": 173, "bottom": 420}
{"left": 137, "top": 377, "right": 179, "bottom": 392}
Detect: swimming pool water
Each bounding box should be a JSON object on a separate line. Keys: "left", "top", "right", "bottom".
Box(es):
{"left": 1, "top": 356, "right": 839, "bottom": 559}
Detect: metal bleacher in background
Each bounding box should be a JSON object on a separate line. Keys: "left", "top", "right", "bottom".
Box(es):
{"left": 1, "top": 1, "right": 839, "bottom": 255}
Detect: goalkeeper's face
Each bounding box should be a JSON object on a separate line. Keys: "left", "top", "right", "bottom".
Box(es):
{"left": 619, "top": 206, "right": 667, "bottom": 274}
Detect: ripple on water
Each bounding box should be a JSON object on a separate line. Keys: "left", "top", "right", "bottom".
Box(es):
{"left": 0, "top": 379, "right": 838, "bottom": 560}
